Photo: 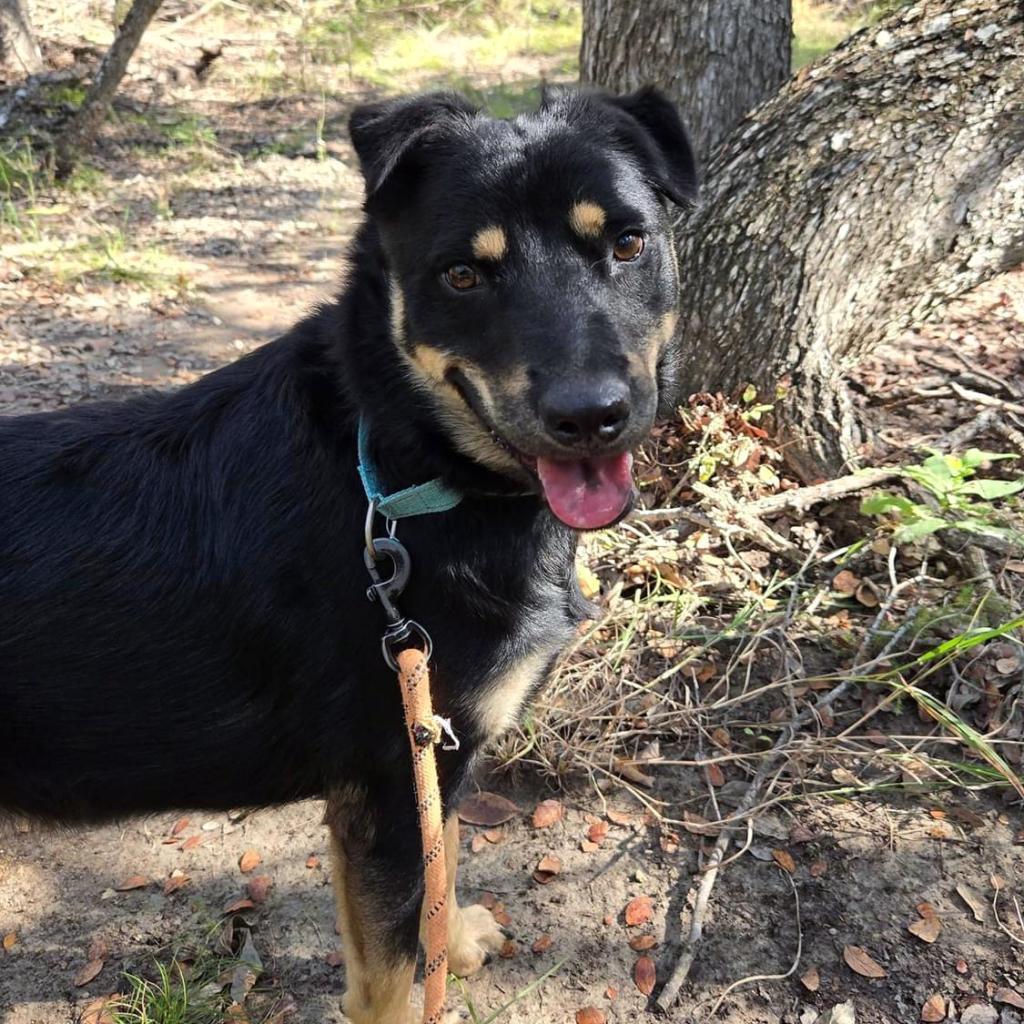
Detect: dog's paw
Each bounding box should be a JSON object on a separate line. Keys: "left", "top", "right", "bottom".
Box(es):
{"left": 447, "top": 903, "right": 506, "bottom": 978}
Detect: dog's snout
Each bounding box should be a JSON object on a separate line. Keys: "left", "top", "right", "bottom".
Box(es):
{"left": 540, "top": 377, "right": 631, "bottom": 447}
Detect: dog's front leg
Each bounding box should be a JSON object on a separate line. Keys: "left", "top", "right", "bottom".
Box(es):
{"left": 431, "top": 815, "right": 505, "bottom": 978}
{"left": 327, "top": 788, "right": 464, "bottom": 1024}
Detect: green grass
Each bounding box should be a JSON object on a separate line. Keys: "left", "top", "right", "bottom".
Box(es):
{"left": 792, "top": 0, "right": 865, "bottom": 69}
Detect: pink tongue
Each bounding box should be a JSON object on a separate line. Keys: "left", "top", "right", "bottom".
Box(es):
{"left": 536, "top": 452, "right": 634, "bottom": 530}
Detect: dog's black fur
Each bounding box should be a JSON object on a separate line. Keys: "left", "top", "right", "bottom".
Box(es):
{"left": 0, "top": 86, "right": 696, "bottom": 1003}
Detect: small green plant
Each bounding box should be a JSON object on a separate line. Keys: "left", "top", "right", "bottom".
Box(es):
{"left": 861, "top": 449, "right": 1024, "bottom": 544}
{"left": 453, "top": 957, "right": 567, "bottom": 1023}
{"left": 111, "top": 960, "right": 224, "bottom": 1024}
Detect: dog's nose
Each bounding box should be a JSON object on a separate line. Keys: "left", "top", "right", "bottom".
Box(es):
{"left": 540, "top": 378, "right": 631, "bottom": 447}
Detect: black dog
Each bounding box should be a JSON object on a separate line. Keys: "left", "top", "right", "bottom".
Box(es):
{"left": 0, "top": 87, "right": 696, "bottom": 1022}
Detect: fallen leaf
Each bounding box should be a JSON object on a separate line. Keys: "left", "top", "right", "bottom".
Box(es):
{"left": 470, "top": 834, "right": 488, "bottom": 854}
{"left": 612, "top": 757, "right": 654, "bottom": 788}
{"left": 1004, "top": 559, "right": 1024, "bottom": 574}
{"left": 238, "top": 850, "right": 261, "bottom": 874}
{"left": 634, "top": 956, "right": 656, "bottom": 996}
{"left": 575, "top": 1009, "right": 606, "bottom": 1024}
{"left": 325, "top": 950, "right": 344, "bottom": 968}
{"left": 580, "top": 840, "right": 600, "bottom": 853}
{"left": 457, "top": 792, "right": 519, "bottom": 827}
{"left": 956, "top": 884, "right": 986, "bottom": 923}
{"left": 164, "top": 870, "right": 190, "bottom": 896}
{"left": 73, "top": 958, "right": 105, "bottom": 987}
{"left": 223, "top": 897, "right": 256, "bottom": 915}
{"left": 831, "top": 767, "right": 859, "bottom": 786}
{"left": 855, "top": 580, "right": 881, "bottom": 607}
{"left": 710, "top": 727, "right": 731, "bottom": 749}
{"left": 87, "top": 937, "right": 108, "bottom": 961}
{"left": 533, "top": 854, "right": 562, "bottom": 884}
{"left": 706, "top": 763, "right": 725, "bottom": 787}
{"left": 305, "top": 855, "right": 320, "bottom": 870}
{"left": 246, "top": 875, "right": 273, "bottom": 904}
{"left": 995, "top": 656, "right": 1020, "bottom": 675}
{"left": 800, "top": 966, "right": 820, "bottom": 992}
{"left": 114, "top": 875, "right": 148, "bottom": 892}
{"left": 955, "top": 959, "right": 969, "bottom": 974}
{"left": 916, "top": 902, "right": 937, "bottom": 919}
{"left": 483, "top": 829, "right": 505, "bottom": 844}
{"left": 629, "top": 935, "right": 657, "bottom": 951}
{"left": 832, "top": 570, "right": 859, "bottom": 594}
{"left": 576, "top": 563, "right": 601, "bottom": 600}
{"left": 532, "top": 934, "right": 553, "bottom": 954}
{"left": 79, "top": 995, "right": 116, "bottom": 1024}
{"left": 587, "top": 821, "right": 609, "bottom": 844}
{"left": 772, "top": 849, "right": 796, "bottom": 873}
{"left": 908, "top": 916, "right": 941, "bottom": 943}
{"left": 789, "top": 824, "right": 815, "bottom": 844}
{"left": 681, "top": 811, "right": 720, "bottom": 836}
{"left": 843, "top": 944, "right": 886, "bottom": 978}
{"left": 180, "top": 835, "right": 203, "bottom": 851}
{"left": 532, "top": 799, "right": 564, "bottom": 829}
{"left": 499, "top": 940, "right": 517, "bottom": 958}
{"left": 624, "top": 895, "right": 653, "bottom": 926}
{"left": 929, "top": 809, "right": 947, "bottom": 820}
{"left": 994, "top": 988, "right": 1024, "bottom": 1010}
{"left": 170, "top": 817, "right": 189, "bottom": 836}
{"left": 493, "top": 907, "right": 512, "bottom": 927}
{"left": 606, "top": 809, "right": 636, "bottom": 827}
{"left": 921, "top": 994, "right": 945, "bottom": 1022}
{"left": 478, "top": 891, "right": 497, "bottom": 909}
{"left": 2, "top": 932, "right": 17, "bottom": 952}
{"left": 230, "top": 930, "right": 262, "bottom": 1004}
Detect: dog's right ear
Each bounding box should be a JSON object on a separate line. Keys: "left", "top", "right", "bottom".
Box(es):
{"left": 349, "top": 92, "right": 479, "bottom": 199}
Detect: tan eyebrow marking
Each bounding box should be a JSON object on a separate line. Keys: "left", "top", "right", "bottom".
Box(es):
{"left": 471, "top": 225, "right": 507, "bottom": 262}
{"left": 569, "top": 201, "right": 607, "bottom": 239}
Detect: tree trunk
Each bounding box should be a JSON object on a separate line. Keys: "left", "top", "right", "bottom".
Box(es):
{"left": 52, "top": 0, "right": 162, "bottom": 179}
{"left": 580, "top": 0, "right": 792, "bottom": 161}
{"left": 0, "top": 0, "right": 43, "bottom": 75}
{"left": 674, "top": 0, "right": 1024, "bottom": 480}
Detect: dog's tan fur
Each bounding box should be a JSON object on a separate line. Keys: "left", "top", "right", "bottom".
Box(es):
{"left": 471, "top": 225, "right": 508, "bottom": 262}
{"left": 568, "top": 200, "right": 606, "bottom": 239}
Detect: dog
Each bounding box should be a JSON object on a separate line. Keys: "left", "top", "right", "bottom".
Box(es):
{"left": 0, "top": 86, "right": 697, "bottom": 1022}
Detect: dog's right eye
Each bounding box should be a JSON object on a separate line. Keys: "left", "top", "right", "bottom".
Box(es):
{"left": 443, "top": 264, "right": 480, "bottom": 291}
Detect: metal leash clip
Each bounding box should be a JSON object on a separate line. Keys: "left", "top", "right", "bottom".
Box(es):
{"left": 363, "top": 517, "right": 433, "bottom": 671}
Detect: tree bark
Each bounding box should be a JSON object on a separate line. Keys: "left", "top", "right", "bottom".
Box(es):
{"left": 0, "top": 0, "right": 43, "bottom": 75}
{"left": 674, "top": 0, "right": 1024, "bottom": 480}
{"left": 580, "top": 0, "right": 792, "bottom": 161}
{"left": 52, "top": 0, "right": 162, "bottom": 179}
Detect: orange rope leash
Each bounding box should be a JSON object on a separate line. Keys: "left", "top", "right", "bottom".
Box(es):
{"left": 396, "top": 647, "right": 449, "bottom": 1024}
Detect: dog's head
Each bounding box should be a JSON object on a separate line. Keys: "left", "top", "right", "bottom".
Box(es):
{"left": 349, "top": 87, "right": 697, "bottom": 530}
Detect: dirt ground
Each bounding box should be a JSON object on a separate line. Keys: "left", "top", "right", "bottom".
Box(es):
{"left": 3, "top": 4, "right": 1024, "bottom": 1024}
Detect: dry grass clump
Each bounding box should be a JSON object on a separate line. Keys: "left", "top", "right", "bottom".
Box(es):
{"left": 494, "top": 393, "right": 1024, "bottom": 818}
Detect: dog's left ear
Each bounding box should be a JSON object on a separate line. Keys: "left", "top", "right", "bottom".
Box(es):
{"left": 601, "top": 87, "right": 699, "bottom": 207}
{"left": 349, "top": 92, "right": 479, "bottom": 199}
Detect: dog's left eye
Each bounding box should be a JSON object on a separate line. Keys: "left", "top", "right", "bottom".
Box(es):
{"left": 612, "top": 232, "right": 644, "bottom": 262}
{"left": 444, "top": 264, "right": 481, "bottom": 291}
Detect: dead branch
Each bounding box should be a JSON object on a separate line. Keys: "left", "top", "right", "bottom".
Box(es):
{"left": 690, "top": 482, "right": 803, "bottom": 564}
{"left": 745, "top": 468, "right": 899, "bottom": 517}
{"left": 948, "top": 381, "right": 1024, "bottom": 417}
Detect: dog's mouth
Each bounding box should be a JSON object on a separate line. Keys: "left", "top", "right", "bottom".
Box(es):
{"left": 448, "top": 368, "right": 636, "bottom": 530}
{"left": 490, "top": 429, "right": 634, "bottom": 530}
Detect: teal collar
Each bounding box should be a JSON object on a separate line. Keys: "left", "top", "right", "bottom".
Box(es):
{"left": 357, "top": 417, "right": 463, "bottom": 520}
